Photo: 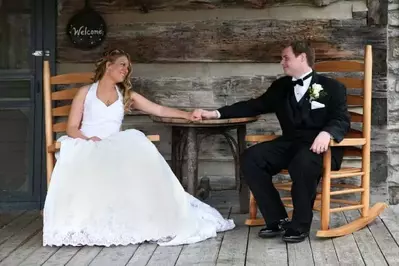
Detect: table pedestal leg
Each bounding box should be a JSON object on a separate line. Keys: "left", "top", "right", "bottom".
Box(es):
{"left": 186, "top": 127, "right": 198, "bottom": 195}
{"left": 238, "top": 125, "right": 249, "bottom": 213}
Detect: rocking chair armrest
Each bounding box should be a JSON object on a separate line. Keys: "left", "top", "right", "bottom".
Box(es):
{"left": 329, "top": 138, "right": 366, "bottom": 147}
{"left": 245, "top": 134, "right": 280, "bottom": 143}
{"left": 147, "top": 134, "right": 160, "bottom": 142}
{"left": 47, "top": 142, "right": 61, "bottom": 153}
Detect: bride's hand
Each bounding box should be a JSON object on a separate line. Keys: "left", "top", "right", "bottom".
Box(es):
{"left": 88, "top": 136, "right": 102, "bottom": 141}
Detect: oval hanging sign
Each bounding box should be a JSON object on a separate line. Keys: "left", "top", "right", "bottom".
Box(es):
{"left": 66, "top": 5, "right": 107, "bottom": 50}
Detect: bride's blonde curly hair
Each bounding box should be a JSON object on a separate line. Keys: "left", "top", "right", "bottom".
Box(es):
{"left": 93, "top": 49, "right": 133, "bottom": 103}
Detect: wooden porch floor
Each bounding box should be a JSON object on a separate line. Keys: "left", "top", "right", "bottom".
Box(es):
{"left": 1, "top": 190, "right": 399, "bottom": 266}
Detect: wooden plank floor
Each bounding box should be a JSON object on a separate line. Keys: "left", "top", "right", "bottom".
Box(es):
{"left": 1, "top": 191, "right": 399, "bottom": 266}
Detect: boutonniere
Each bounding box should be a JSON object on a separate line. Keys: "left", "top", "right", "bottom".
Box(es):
{"left": 309, "top": 83, "right": 326, "bottom": 102}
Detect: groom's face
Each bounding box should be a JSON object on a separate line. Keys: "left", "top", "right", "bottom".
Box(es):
{"left": 280, "top": 46, "right": 305, "bottom": 76}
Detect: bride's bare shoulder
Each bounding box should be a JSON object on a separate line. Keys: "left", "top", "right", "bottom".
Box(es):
{"left": 79, "top": 84, "right": 91, "bottom": 93}
{"left": 72, "top": 84, "right": 91, "bottom": 101}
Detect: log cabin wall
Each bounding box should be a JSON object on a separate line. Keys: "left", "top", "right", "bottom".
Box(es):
{"left": 57, "top": 0, "right": 390, "bottom": 199}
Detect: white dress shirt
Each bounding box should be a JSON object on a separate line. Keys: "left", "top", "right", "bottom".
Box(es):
{"left": 292, "top": 70, "right": 313, "bottom": 102}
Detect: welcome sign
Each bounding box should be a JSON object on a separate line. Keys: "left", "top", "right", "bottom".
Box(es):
{"left": 66, "top": 6, "right": 107, "bottom": 50}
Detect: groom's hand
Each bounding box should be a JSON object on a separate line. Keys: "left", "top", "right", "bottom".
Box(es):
{"left": 201, "top": 110, "right": 219, "bottom": 119}
{"left": 310, "top": 131, "right": 331, "bottom": 154}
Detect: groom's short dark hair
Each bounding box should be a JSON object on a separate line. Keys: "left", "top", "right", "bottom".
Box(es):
{"left": 286, "top": 41, "right": 315, "bottom": 67}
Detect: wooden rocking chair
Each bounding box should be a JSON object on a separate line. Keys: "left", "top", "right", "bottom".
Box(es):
{"left": 43, "top": 60, "right": 160, "bottom": 186}
{"left": 244, "top": 45, "right": 387, "bottom": 237}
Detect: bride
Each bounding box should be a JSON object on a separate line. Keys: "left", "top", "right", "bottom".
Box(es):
{"left": 42, "top": 49, "right": 235, "bottom": 247}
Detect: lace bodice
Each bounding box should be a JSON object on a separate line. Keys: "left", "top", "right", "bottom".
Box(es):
{"left": 80, "top": 82, "right": 124, "bottom": 139}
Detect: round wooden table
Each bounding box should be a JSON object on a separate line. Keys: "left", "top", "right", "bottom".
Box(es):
{"left": 151, "top": 116, "right": 258, "bottom": 213}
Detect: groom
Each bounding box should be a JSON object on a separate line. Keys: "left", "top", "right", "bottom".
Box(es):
{"left": 192, "top": 41, "right": 350, "bottom": 243}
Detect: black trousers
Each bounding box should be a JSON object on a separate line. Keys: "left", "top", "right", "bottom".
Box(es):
{"left": 241, "top": 137, "right": 343, "bottom": 231}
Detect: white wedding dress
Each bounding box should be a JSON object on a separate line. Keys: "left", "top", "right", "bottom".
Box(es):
{"left": 42, "top": 82, "right": 235, "bottom": 247}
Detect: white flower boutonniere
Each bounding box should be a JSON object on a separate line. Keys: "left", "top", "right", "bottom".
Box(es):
{"left": 309, "top": 83, "right": 326, "bottom": 102}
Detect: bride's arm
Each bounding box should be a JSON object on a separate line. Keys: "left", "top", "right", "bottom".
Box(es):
{"left": 66, "top": 86, "right": 91, "bottom": 140}
{"left": 129, "top": 91, "right": 193, "bottom": 120}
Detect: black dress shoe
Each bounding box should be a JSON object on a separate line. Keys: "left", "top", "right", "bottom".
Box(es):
{"left": 282, "top": 228, "right": 309, "bottom": 243}
{"left": 258, "top": 218, "right": 290, "bottom": 238}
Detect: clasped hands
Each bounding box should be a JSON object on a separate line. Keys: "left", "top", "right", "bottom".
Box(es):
{"left": 189, "top": 109, "right": 217, "bottom": 121}
{"left": 189, "top": 108, "right": 332, "bottom": 154}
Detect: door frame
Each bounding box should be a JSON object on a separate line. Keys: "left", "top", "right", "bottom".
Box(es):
{"left": 0, "top": 0, "right": 56, "bottom": 210}
{"left": 38, "top": 0, "right": 57, "bottom": 210}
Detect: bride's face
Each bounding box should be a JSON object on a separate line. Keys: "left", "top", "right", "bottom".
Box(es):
{"left": 106, "top": 56, "right": 130, "bottom": 83}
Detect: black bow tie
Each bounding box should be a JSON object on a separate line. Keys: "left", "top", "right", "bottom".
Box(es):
{"left": 292, "top": 72, "right": 313, "bottom": 87}
{"left": 292, "top": 79, "right": 304, "bottom": 86}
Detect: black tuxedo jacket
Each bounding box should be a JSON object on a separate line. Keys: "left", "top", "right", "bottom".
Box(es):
{"left": 217, "top": 71, "right": 351, "bottom": 143}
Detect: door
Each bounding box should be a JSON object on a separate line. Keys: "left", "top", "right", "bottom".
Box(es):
{"left": 0, "top": 0, "right": 56, "bottom": 210}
